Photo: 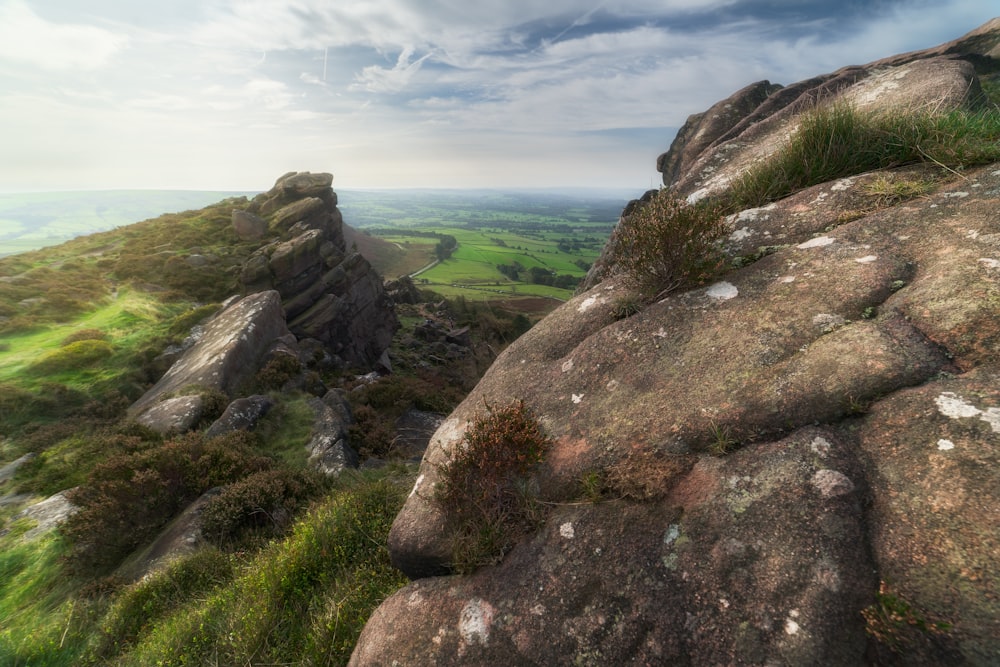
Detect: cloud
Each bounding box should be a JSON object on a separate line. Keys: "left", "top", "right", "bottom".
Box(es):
{"left": 0, "top": 0, "right": 127, "bottom": 70}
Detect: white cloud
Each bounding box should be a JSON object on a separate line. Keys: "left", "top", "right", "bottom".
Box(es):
{"left": 0, "top": 0, "right": 127, "bottom": 70}
{"left": 0, "top": 1, "right": 997, "bottom": 191}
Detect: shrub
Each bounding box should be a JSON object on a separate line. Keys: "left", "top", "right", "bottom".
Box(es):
{"left": 606, "top": 189, "right": 728, "bottom": 300}
{"left": 200, "top": 468, "right": 326, "bottom": 545}
{"left": 249, "top": 353, "right": 302, "bottom": 392}
{"left": 435, "top": 399, "right": 551, "bottom": 572}
{"left": 348, "top": 404, "right": 396, "bottom": 459}
{"left": 62, "top": 432, "right": 273, "bottom": 574}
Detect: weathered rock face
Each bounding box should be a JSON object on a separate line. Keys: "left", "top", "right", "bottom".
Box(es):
{"left": 240, "top": 172, "right": 398, "bottom": 368}
{"left": 129, "top": 291, "right": 291, "bottom": 432}
{"left": 356, "top": 20, "right": 1000, "bottom": 666}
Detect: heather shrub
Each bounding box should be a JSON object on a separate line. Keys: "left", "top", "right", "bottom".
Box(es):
{"left": 348, "top": 404, "right": 396, "bottom": 459}
{"left": 249, "top": 353, "right": 302, "bottom": 392}
{"left": 200, "top": 468, "right": 326, "bottom": 545}
{"left": 63, "top": 431, "right": 272, "bottom": 574}
{"left": 435, "top": 399, "right": 551, "bottom": 572}
{"left": 606, "top": 189, "right": 728, "bottom": 300}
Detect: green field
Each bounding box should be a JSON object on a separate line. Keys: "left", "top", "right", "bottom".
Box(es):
{"left": 374, "top": 223, "right": 610, "bottom": 301}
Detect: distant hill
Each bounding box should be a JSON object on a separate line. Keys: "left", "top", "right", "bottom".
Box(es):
{"left": 0, "top": 190, "right": 254, "bottom": 257}
{"left": 0, "top": 188, "right": 634, "bottom": 258}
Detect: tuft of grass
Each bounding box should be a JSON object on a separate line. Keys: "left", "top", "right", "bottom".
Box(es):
{"left": 604, "top": 448, "right": 688, "bottom": 500}
{"left": 862, "top": 174, "right": 935, "bottom": 206}
{"left": 610, "top": 296, "right": 643, "bottom": 320}
{"left": 729, "top": 103, "right": 1000, "bottom": 210}
{"left": 435, "top": 399, "right": 552, "bottom": 573}
{"left": 708, "top": 421, "right": 738, "bottom": 457}
{"left": 862, "top": 580, "right": 953, "bottom": 658}
{"left": 606, "top": 189, "right": 729, "bottom": 300}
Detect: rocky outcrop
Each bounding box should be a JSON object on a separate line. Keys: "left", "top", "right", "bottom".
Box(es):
{"left": 355, "top": 20, "right": 1000, "bottom": 666}
{"left": 128, "top": 291, "right": 291, "bottom": 432}
{"left": 239, "top": 172, "right": 398, "bottom": 368}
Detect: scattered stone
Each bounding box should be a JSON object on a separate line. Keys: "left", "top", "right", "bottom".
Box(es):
{"left": 204, "top": 395, "right": 274, "bottom": 438}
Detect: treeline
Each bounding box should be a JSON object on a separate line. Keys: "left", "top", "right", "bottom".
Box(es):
{"left": 496, "top": 262, "right": 581, "bottom": 289}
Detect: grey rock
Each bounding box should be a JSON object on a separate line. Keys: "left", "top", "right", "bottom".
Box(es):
{"left": 205, "top": 395, "right": 274, "bottom": 438}
{"left": 129, "top": 291, "right": 291, "bottom": 426}
{"left": 306, "top": 391, "right": 358, "bottom": 475}
{"left": 136, "top": 395, "right": 204, "bottom": 435}
{"left": 232, "top": 209, "right": 268, "bottom": 241}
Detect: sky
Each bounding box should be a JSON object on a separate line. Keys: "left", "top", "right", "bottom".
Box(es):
{"left": 0, "top": 1, "right": 996, "bottom": 192}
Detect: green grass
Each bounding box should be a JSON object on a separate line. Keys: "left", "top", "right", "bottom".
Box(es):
{"left": 252, "top": 392, "right": 319, "bottom": 468}
{"left": 103, "top": 471, "right": 411, "bottom": 666}
{"left": 377, "top": 225, "right": 605, "bottom": 302}
{"left": 0, "top": 532, "right": 98, "bottom": 667}
{"left": 0, "top": 468, "right": 413, "bottom": 667}
{"left": 729, "top": 104, "right": 1000, "bottom": 209}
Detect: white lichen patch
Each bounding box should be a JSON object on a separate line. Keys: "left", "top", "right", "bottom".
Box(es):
{"left": 811, "top": 469, "right": 855, "bottom": 498}
{"left": 577, "top": 295, "right": 601, "bottom": 313}
{"left": 831, "top": 177, "right": 856, "bottom": 191}
{"left": 797, "top": 236, "right": 835, "bottom": 249}
{"left": 785, "top": 610, "right": 802, "bottom": 636}
{"left": 572, "top": 393, "right": 584, "bottom": 404}
{"left": 934, "top": 392, "right": 1000, "bottom": 433}
{"left": 560, "top": 522, "right": 575, "bottom": 539}
{"left": 978, "top": 258, "right": 1000, "bottom": 269}
{"left": 663, "top": 524, "right": 681, "bottom": 546}
{"left": 809, "top": 436, "right": 832, "bottom": 458}
{"left": 982, "top": 408, "right": 1000, "bottom": 433}
{"left": 935, "top": 392, "right": 982, "bottom": 418}
{"left": 706, "top": 281, "right": 738, "bottom": 300}
{"left": 459, "top": 598, "right": 495, "bottom": 647}
{"left": 562, "top": 359, "right": 574, "bottom": 373}
{"left": 431, "top": 417, "right": 467, "bottom": 453}
{"left": 854, "top": 255, "right": 878, "bottom": 264}
{"left": 937, "top": 439, "right": 955, "bottom": 451}
{"left": 729, "top": 226, "right": 753, "bottom": 242}
{"left": 942, "top": 191, "right": 970, "bottom": 198}
{"left": 409, "top": 474, "right": 425, "bottom": 498}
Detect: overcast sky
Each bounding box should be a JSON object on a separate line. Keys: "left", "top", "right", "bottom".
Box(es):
{"left": 0, "top": 1, "right": 995, "bottom": 192}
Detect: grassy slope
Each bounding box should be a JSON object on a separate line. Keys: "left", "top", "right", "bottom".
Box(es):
{"left": 0, "top": 190, "right": 252, "bottom": 257}
{"left": 0, "top": 187, "right": 598, "bottom": 665}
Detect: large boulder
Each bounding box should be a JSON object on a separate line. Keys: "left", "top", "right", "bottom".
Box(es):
{"left": 357, "top": 20, "right": 1000, "bottom": 666}
{"left": 128, "top": 291, "right": 290, "bottom": 430}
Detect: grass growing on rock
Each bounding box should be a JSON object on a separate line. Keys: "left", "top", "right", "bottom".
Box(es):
{"left": 729, "top": 103, "right": 1000, "bottom": 209}
{"left": 435, "top": 399, "right": 552, "bottom": 573}
{"left": 605, "top": 190, "right": 729, "bottom": 300}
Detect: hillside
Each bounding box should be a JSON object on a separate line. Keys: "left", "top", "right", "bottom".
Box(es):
{"left": 0, "top": 174, "right": 530, "bottom": 665}
{"left": 1, "top": 18, "right": 999, "bottom": 667}
{"left": 358, "top": 19, "right": 1000, "bottom": 666}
